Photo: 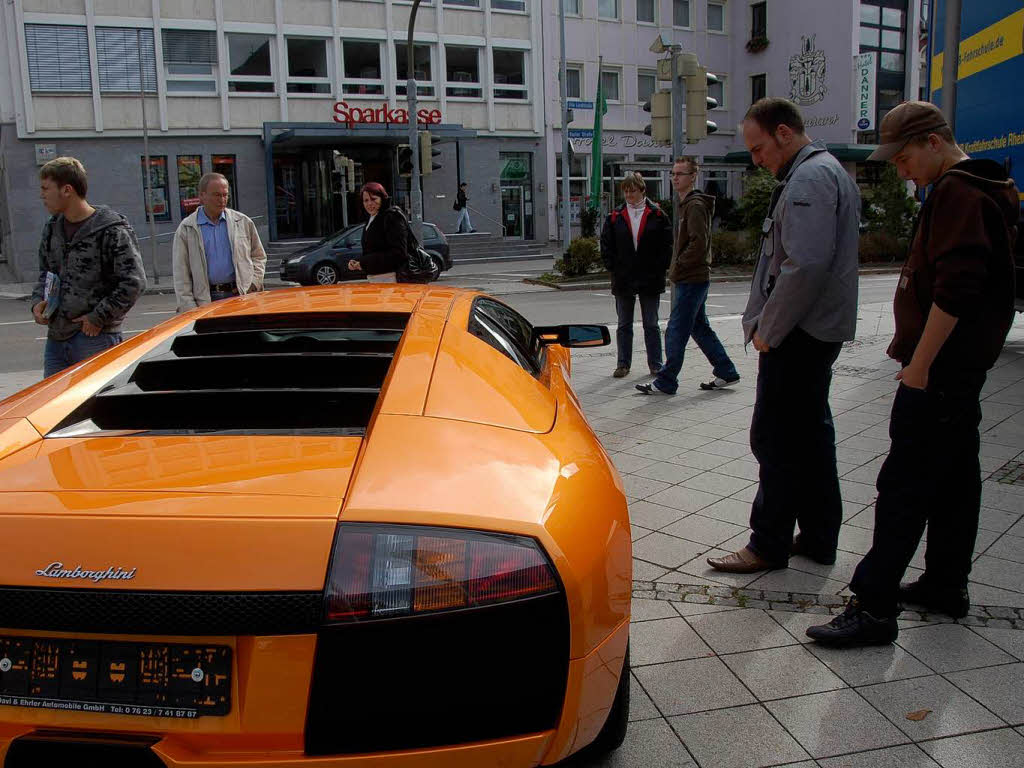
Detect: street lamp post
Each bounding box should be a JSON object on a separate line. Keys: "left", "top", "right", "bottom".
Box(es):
{"left": 558, "top": 0, "right": 571, "bottom": 253}
{"left": 137, "top": 28, "right": 160, "bottom": 284}
{"left": 407, "top": 0, "right": 423, "bottom": 243}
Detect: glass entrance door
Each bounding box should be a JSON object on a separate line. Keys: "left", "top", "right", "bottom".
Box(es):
{"left": 500, "top": 186, "right": 524, "bottom": 239}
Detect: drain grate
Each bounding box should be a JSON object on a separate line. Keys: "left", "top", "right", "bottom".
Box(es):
{"left": 992, "top": 460, "right": 1024, "bottom": 486}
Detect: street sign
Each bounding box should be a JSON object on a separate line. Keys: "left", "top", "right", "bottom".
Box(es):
{"left": 567, "top": 100, "right": 594, "bottom": 110}
{"left": 568, "top": 128, "right": 593, "bottom": 138}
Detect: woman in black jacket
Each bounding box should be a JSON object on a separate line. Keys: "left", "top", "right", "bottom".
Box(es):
{"left": 599, "top": 172, "right": 673, "bottom": 378}
{"left": 348, "top": 182, "right": 409, "bottom": 281}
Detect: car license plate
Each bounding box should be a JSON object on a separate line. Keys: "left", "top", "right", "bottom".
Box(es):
{"left": 0, "top": 635, "right": 231, "bottom": 718}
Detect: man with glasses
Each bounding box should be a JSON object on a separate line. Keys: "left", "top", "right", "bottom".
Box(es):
{"left": 707, "top": 98, "right": 860, "bottom": 574}
{"left": 637, "top": 156, "right": 739, "bottom": 396}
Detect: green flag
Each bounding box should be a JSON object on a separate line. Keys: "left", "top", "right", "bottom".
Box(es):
{"left": 589, "top": 57, "right": 608, "bottom": 212}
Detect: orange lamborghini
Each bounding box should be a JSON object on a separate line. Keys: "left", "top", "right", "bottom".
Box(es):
{"left": 0, "top": 285, "right": 632, "bottom": 767}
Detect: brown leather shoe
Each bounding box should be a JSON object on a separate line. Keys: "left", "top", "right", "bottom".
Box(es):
{"left": 707, "top": 547, "right": 785, "bottom": 573}
{"left": 613, "top": 366, "right": 630, "bottom": 378}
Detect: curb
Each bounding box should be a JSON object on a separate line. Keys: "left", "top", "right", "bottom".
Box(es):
{"left": 526, "top": 265, "right": 904, "bottom": 291}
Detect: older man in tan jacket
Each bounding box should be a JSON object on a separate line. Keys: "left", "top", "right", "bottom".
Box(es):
{"left": 172, "top": 172, "right": 266, "bottom": 312}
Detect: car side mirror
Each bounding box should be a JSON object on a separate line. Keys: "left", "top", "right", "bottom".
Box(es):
{"left": 533, "top": 324, "right": 611, "bottom": 348}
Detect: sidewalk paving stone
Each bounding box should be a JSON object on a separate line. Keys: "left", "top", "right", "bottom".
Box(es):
{"left": 766, "top": 688, "right": 910, "bottom": 758}
{"left": 919, "top": 728, "right": 1024, "bottom": 768}
{"left": 630, "top": 617, "right": 715, "bottom": 666}
{"left": 945, "top": 663, "right": 1024, "bottom": 725}
{"left": 894, "top": 625, "right": 1016, "bottom": 673}
{"left": 721, "top": 645, "right": 847, "bottom": 700}
{"left": 686, "top": 608, "right": 799, "bottom": 654}
{"left": 857, "top": 675, "right": 1006, "bottom": 740}
{"left": 817, "top": 744, "right": 941, "bottom": 767}
{"left": 969, "top": 626, "right": 1024, "bottom": 660}
{"left": 633, "top": 656, "right": 756, "bottom": 716}
{"left": 668, "top": 704, "right": 811, "bottom": 768}
{"left": 806, "top": 643, "right": 934, "bottom": 686}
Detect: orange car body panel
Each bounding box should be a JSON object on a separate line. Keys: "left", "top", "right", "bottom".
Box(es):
{"left": 0, "top": 285, "right": 631, "bottom": 767}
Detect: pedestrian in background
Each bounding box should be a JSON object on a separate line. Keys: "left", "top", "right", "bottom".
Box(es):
{"left": 809, "top": 101, "right": 1019, "bottom": 646}
{"left": 600, "top": 172, "right": 672, "bottom": 378}
{"left": 31, "top": 156, "right": 146, "bottom": 378}
{"left": 637, "top": 157, "right": 739, "bottom": 396}
{"left": 453, "top": 182, "right": 475, "bottom": 233}
{"left": 708, "top": 98, "right": 860, "bottom": 574}
{"left": 172, "top": 172, "right": 266, "bottom": 311}
{"left": 348, "top": 182, "right": 431, "bottom": 283}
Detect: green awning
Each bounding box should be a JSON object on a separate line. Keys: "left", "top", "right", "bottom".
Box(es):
{"left": 722, "top": 143, "right": 880, "bottom": 165}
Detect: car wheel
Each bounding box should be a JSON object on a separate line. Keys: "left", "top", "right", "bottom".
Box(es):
{"left": 313, "top": 262, "right": 340, "bottom": 285}
{"left": 558, "top": 643, "right": 630, "bottom": 764}
{"left": 429, "top": 254, "right": 443, "bottom": 282}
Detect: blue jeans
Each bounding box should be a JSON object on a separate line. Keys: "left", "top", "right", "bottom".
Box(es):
{"left": 747, "top": 328, "right": 843, "bottom": 564}
{"left": 614, "top": 293, "right": 662, "bottom": 370}
{"left": 455, "top": 207, "right": 473, "bottom": 233}
{"left": 44, "top": 330, "right": 123, "bottom": 378}
{"left": 653, "top": 281, "right": 738, "bottom": 394}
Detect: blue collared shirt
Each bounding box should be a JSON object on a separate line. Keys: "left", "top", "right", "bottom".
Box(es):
{"left": 197, "top": 207, "right": 235, "bottom": 285}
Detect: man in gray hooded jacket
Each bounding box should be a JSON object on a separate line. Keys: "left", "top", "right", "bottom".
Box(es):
{"left": 708, "top": 98, "right": 860, "bottom": 574}
{"left": 31, "top": 157, "right": 146, "bottom": 378}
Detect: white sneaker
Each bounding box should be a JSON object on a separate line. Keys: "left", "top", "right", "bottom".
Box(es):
{"left": 699, "top": 376, "right": 740, "bottom": 391}
{"left": 635, "top": 383, "right": 672, "bottom": 395}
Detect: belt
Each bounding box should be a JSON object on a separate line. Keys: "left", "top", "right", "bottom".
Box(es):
{"left": 210, "top": 282, "right": 238, "bottom": 293}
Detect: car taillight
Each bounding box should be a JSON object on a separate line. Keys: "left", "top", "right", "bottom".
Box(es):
{"left": 323, "top": 524, "right": 559, "bottom": 622}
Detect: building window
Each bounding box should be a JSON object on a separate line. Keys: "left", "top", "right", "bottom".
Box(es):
{"left": 446, "top": 45, "right": 482, "bottom": 98}
{"left": 637, "top": 69, "right": 656, "bottom": 104}
{"left": 565, "top": 66, "right": 582, "bottom": 99}
{"left": 880, "top": 52, "right": 905, "bottom": 72}
{"left": 709, "top": 76, "right": 725, "bottom": 109}
{"left": 751, "top": 2, "right": 766, "bottom": 38}
{"left": 177, "top": 155, "right": 202, "bottom": 219}
{"left": 598, "top": 0, "right": 618, "bottom": 20}
{"left": 140, "top": 156, "right": 170, "bottom": 222}
{"left": 212, "top": 155, "right": 237, "bottom": 205}
{"left": 341, "top": 41, "right": 384, "bottom": 95}
{"left": 493, "top": 49, "right": 527, "bottom": 100}
{"left": 561, "top": 0, "right": 580, "bottom": 14}
{"left": 24, "top": 25, "right": 91, "bottom": 93}
{"left": 395, "top": 43, "right": 434, "bottom": 97}
{"left": 633, "top": 154, "right": 666, "bottom": 199}
{"left": 162, "top": 29, "right": 218, "bottom": 93}
{"left": 707, "top": 1, "right": 726, "bottom": 32}
{"left": 492, "top": 0, "right": 526, "bottom": 10}
{"left": 95, "top": 27, "right": 157, "bottom": 93}
{"left": 286, "top": 37, "right": 330, "bottom": 94}
{"left": 704, "top": 169, "right": 728, "bottom": 198}
{"left": 600, "top": 69, "right": 620, "bottom": 102}
{"left": 445, "top": 0, "right": 480, "bottom": 6}
{"left": 858, "top": 0, "right": 907, "bottom": 131}
{"left": 673, "top": 0, "right": 691, "bottom": 27}
{"left": 637, "top": 0, "right": 656, "bottom": 24}
{"left": 750, "top": 73, "right": 765, "bottom": 104}
{"left": 227, "top": 33, "right": 274, "bottom": 93}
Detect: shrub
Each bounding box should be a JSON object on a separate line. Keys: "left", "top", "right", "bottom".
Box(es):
{"left": 579, "top": 206, "right": 600, "bottom": 238}
{"left": 734, "top": 168, "right": 779, "bottom": 232}
{"left": 858, "top": 230, "right": 908, "bottom": 262}
{"left": 555, "top": 236, "right": 602, "bottom": 277}
{"left": 712, "top": 230, "right": 756, "bottom": 265}
{"left": 863, "top": 164, "right": 917, "bottom": 241}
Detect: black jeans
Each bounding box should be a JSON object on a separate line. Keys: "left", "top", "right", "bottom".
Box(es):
{"left": 614, "top": 293, "right": 663, "bottom": 370}
{"left": 747, "top": 328, "right": 843, "bottom": 563}
{"left": 851, "top": 369, "right": 985, "bottom": 616}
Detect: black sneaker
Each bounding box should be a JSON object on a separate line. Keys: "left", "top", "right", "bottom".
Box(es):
{"left": 792, "top": 534, "right": 837, "bottom": 565}
{"left": 806, "top": 599, "right": 898, "bottom": 647}
{"left": 899, "top": 578, "right": 970, "bottom": 619}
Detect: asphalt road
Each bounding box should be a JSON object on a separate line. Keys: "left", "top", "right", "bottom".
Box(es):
{"left": 0, "top": 268, "right": 901, "bottom": 376}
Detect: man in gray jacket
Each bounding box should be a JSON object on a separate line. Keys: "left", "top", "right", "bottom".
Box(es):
{"left": 708, "top": 98, "right": 860, "bottom": 574}
{"left": 172, "top": 173, "right": 266, "bottom": 311}
{"left": 31, "top": 157, "right": 146, "bottom": 377}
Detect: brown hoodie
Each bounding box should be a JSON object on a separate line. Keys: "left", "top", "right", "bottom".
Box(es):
{"left": 669, "top": 190, "right": 716, "bottom": 283}
{"left": 888, "top": 158, "right": 1019, "bottom": 371}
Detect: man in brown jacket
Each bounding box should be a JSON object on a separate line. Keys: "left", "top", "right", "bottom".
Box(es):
{"left": 637, "top": 157, "right": 739, "bottom": 395}
{"left": 808, "top": 101, "right": 1019, "bottom": 646}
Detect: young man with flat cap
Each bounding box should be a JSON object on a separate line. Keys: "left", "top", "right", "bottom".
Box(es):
{"left": 808, "top": 101, "right": 1020, "bottom": 646}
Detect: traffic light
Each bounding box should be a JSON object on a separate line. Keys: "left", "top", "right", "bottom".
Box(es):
{"left": 344, "top": 157, "right": 355, "bottom": 189}
{"left": 419, "top": 130, "right": 442, "bottom": 175}
{"left": 398, "top": 144, "right": 413, "bottom": 177}
{"left": 682, "top": 55, "right": 719, "bottom": 142}
{"left": 642, "top": 89, "right": 672, "bottom": 143}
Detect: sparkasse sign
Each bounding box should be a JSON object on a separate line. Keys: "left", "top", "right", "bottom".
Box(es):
{"left": 854, "top": 52, "right": 877, "bottom": 131}
{"left": 333, "top": 101, "right": 443, "bottom": 128}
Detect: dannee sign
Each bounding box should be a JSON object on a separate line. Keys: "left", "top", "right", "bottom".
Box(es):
{"left": 333, "top": 101, "right": 443, "bottom": 128}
